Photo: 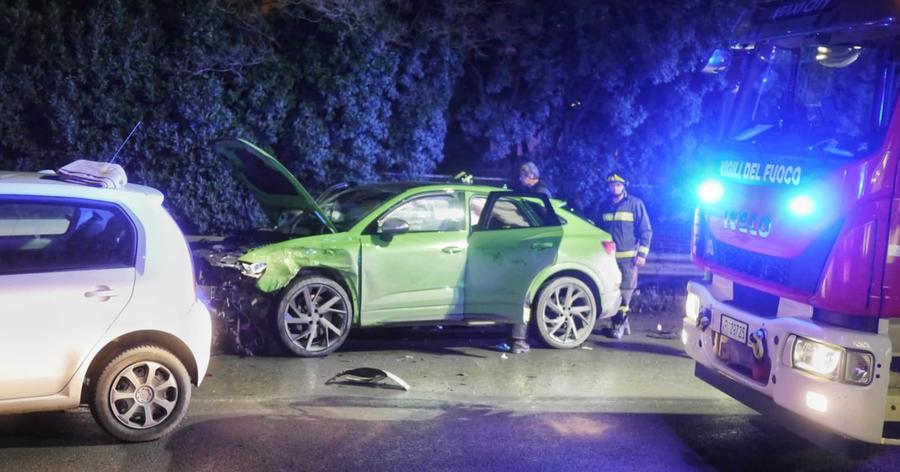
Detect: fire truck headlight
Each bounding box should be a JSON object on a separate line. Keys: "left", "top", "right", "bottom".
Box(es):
{"left": 685, "top": 292, "right": 701, "bottom": 321}
{"left": 843, "top": 350, "right": 874, "bottom": 385}
{"left": 698, "top": 179, "right": 724, "bottom": 205}
{"left": 789, "top": 335, "right": 877, "bottom": 385}
{"left": 788, "top": 195, "right": 816, "bottom": 216}
{"left": 791, "top": 336, "right": 842, "bottom": 380}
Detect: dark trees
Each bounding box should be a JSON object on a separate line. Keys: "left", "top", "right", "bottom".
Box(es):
{"left": 0, "top": 0, "right": 743, "bottom": 231}
{"left": 452, "top": 0, "right": 743, "bottom": 214}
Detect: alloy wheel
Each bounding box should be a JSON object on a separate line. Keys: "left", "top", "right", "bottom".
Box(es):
{"left": 282, "top": 283, "right": 349, "bottom": 353}
{"left": 538, "top": 279, "right": 596, "bottom": 347}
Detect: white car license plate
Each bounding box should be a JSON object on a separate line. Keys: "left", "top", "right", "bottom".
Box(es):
{"left": 720, "top": 314, "right": 748, "bottom": 344}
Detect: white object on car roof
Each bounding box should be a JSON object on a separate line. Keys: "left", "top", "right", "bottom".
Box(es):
{"left": 57, "top": 159, "right": 127, "bottom": 189}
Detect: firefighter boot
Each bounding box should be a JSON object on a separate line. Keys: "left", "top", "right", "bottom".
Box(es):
{"left": 608, "top": 306, "right": 631, "bottom": 339}
{"left": 610, "top": 318, "right": 631, "bottom": 339}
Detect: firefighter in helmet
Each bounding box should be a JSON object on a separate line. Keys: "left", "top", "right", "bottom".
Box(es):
{"left": 597, "top": 172, "right": 652, "bottom": 338}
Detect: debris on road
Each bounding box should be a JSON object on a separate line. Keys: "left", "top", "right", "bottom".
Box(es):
{"left": 646, "top": 325, "right": 680, "bottom": 340}
{"left": 500, "top": 353, "right": 509, "bottom": 360}
{"left": 325, "top": 367, "right": 411, "bottom": 391}
{"left": 580, "top": 345, "right": 593, "bottom": 350}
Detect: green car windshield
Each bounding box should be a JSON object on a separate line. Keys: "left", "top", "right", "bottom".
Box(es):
{"left": 319, "top": 187, "right": 403, "bottom": 232}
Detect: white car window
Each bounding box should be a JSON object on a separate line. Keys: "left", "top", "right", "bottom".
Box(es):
{"left": 0, "top": 199, "right": 136, "bottom": 275}
{"left": 382, "top": 194, "right": 464, "bottom": 233}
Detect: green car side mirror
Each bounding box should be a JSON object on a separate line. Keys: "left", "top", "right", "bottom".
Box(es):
{"left": 380, "top": 218, "right": 410, "bottom": 241}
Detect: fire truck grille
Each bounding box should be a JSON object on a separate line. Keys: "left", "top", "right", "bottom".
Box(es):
{"left": 706, "top": 240, "right": 791, "bottom": 286}
{"left": 692, "top": 212, "right": 842, "bottom": 295}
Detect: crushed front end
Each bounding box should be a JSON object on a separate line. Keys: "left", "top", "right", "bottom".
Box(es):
{"left": 191, "top": 233, "right": 279, "bottom": 356}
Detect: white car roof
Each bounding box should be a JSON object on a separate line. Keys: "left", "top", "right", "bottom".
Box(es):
{"left": 0, "top": 172, "right": 164, "bottom": 206}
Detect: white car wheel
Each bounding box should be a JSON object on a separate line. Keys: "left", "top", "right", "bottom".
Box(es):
{"left": 90, "top": 345, "right": 191, "bottom": 442}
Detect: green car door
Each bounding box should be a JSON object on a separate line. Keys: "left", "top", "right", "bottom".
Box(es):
{"left": 465, "top": 191, "right": 564, "bottom": 322}
{"left": 360, "top": 191, "right": 469, "bottom": 325}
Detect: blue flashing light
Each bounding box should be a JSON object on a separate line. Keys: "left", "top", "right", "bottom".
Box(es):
{"left": 788, "top": 195, "right": 816, "bottom": 217}
{"left": 698, "top": 179, "right": 725, "bottom": 205}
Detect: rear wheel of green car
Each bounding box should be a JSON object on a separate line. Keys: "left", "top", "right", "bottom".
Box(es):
{"left": 275, "top": 276, "right": 352, "bottom": 357}
{"left": 534, "top": 276, "right": 597, "bottom": 349}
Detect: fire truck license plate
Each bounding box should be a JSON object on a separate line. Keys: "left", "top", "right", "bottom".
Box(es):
{"left": 720, "top": 314, "right": 748, "bottom": 344}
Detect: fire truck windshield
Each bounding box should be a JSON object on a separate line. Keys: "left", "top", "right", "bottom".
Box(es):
{"left": 726, "top": 38, "right": 899, "bottom": 159}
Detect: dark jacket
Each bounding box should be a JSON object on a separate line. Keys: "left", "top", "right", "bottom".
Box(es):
{"left": 597, "top": 192, "right": 652, "bottom": 260}
{"left": 517, "top": 181, "right": 552, "bottom": 198}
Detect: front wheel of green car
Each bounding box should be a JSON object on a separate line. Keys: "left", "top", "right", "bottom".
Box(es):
{"left": 275, "top": 276, "right": 352, "bottom": 357}
{"left": 534, "top": 276, "right": 597, "bottom": 349}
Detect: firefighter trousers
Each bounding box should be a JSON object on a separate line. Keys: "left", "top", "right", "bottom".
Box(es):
{"left": 613, "top": 259, "right": 638, "bottom": 325}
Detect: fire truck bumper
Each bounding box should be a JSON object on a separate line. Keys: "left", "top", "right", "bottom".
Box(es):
{"left": 682, "top": 280, "right": 897, "bottom": 445}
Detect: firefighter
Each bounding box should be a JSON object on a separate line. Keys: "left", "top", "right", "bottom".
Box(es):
{"left": 597, "top": 172, "right": 652, "bottom": 339}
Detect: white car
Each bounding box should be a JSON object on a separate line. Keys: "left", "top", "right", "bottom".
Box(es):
{"left": 0, "top": 170, "right": 211, "bottom": 442}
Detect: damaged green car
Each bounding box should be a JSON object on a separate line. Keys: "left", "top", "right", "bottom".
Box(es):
{"left": 207, "top": 139, "right": 621, "bottom": 357}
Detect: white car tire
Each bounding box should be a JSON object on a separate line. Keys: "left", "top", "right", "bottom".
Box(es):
{"left": 90, "top": 345, "right": 191, "bottom": 442}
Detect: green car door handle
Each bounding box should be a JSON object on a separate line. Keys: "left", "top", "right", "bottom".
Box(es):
{"left": 531, "top": 241, "right": 555, "bottom": 250}
{"left": 442, "top": 246, "right": 464, "bottom": 254}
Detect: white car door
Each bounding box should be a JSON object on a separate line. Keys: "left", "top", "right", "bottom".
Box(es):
{"left": 0, "top": 197, "right": 137, "bottom": 400}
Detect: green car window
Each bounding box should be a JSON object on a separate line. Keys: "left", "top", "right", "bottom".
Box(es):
{"left": 320, "top": 187, "right": 402, "bottom": 232}
{"left": 469, "top": 196, "right": 486, "bottom": 227}
{"left": 485, "top": 196, "right": 533, "bottom": 230}
{"left": 381, "top": 193, "right": 465, "bottom": 233}
{"left": 476, "top": 194, "right": 560, "bottom": 231}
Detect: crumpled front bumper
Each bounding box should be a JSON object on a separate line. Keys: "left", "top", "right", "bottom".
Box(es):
{"left": 682, "top": 280, "right": 893, "bottom": 444}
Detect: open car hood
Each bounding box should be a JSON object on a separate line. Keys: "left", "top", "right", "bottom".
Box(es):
{"left": 214, "top": 138, "right": 336, "bottom": 233}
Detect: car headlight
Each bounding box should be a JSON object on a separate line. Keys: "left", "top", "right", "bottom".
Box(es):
{"left": 239, "top": 261, "right": 267, "bottom": 278}
{"left": 789, "top": 335, "right": 874, "bottom": 385}
{"left": 685, "top": 292, "right": 700, "bottom": 321}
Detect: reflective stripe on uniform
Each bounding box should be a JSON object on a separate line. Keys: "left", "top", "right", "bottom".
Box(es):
{"left": 602, "top": 211, "right": 635, "bottom": 222}
{"left": 617, "top": 306, "right": 630, "bottom": 313}
{"left": 615, "top": 250, "right": 637, "bottom": 258}
{"left": 638, "top": 246, "right": 649, "bottom": 256}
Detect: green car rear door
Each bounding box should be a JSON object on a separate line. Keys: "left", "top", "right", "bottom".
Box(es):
{"left": 464, "top": 192, "right": 563, "bottom": 322}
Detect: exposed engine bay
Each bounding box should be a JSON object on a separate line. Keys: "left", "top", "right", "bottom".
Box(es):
{"left": 190, "top": 230, "right": 288, "bottom": 356}
{"left": 189, "top": 183, "right": 353, "bottom": 355}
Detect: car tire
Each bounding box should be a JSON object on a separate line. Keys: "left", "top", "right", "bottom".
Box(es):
{"left": 533, "top": 276, "right": 597, "bottom": 349}
{"left": 89, "top": 345, "right": 192, "bottom": 442}
{"left": 275, "top": 276, "right": 352, "bottom": 357}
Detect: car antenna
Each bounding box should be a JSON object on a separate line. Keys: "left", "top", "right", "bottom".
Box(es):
{"left": 109, "top": 120, "right": 143, "bottom": 164}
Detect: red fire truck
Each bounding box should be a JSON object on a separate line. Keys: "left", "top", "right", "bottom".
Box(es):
{"left": 682, "top": 0, "right": 900, "bottom": 445}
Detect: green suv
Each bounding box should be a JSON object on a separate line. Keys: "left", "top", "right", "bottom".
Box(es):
{"left": 209, "top": 139, "right": 621, "bottom": 357}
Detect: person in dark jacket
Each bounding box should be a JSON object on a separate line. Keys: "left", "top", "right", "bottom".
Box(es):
{"left": 517, "top": 161, "right": 552, "bottom": 197}
{"left": 504, "top": 161, "right": 552, "bottom": 354}
{"left": 597, "top": 172, "right": 652, "bottom": 339}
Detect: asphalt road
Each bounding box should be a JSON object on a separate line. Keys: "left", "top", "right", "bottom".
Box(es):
{"left": 2, "top": 311, "right": 899, "bottom": 471}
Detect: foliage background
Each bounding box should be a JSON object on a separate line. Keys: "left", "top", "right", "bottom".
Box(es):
{"left": 0, "top": 0, "right": 745, "bottom": 234}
